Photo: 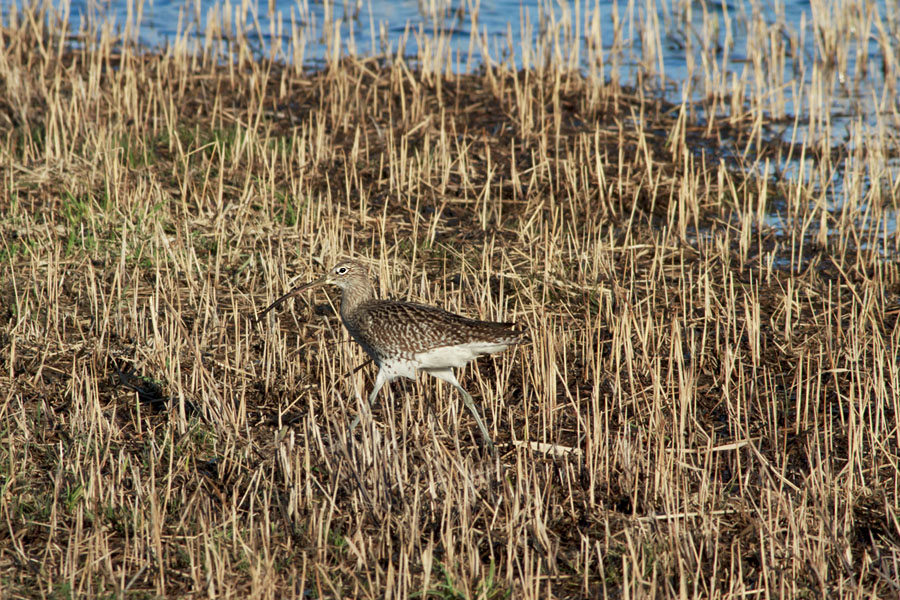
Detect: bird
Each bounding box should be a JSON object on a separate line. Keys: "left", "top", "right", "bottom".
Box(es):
{"left": 255, "top": 259, "right": 527, "bottom": 449}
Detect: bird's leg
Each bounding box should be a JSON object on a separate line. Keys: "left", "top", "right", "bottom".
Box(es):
{"left": 426, "top": 369, "right": 495, "bottom": 452}
{"left": 349, "top": 368, "right": 386, "bottom": 433}
{"left": 455, "top": 385, "right": 495, "bottom": 453}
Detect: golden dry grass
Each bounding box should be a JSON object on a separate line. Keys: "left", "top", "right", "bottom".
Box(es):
{"left": 1, "top": 0, "right": 899, "bottom": 598}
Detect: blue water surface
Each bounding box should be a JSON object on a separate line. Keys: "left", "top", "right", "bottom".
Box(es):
{"left": 24, "top": 0, "right": 885, "bottom": 90}
{"left": 4, "top": 0, "right": 896, "bottom": 241}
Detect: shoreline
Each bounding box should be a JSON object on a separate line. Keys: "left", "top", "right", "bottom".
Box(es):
{"left": 2, "top": 2, "right": 899, "bottom": 597}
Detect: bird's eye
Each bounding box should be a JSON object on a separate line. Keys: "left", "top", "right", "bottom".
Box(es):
{"left": 335, "top": 266, "right": 348, "bottom": 275}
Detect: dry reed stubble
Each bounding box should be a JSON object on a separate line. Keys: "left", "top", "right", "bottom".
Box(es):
{"left": 1, "top": 1, "right": 899, "bottom": 598}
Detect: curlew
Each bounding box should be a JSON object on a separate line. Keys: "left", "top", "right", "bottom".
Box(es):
{"left": 256, "top": 259, "right": 527, "bottom": 449}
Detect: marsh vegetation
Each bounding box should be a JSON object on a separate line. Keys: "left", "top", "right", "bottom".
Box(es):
{"left": 1, "top": 0, "right": 899, "bottom": 597}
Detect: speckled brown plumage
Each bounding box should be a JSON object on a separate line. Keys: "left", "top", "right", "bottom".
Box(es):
{"left": 256, "top": 258, "right": 527, "bottom": 450}
{"left": 345, "top": 301, "right": 525, "bottom": 361}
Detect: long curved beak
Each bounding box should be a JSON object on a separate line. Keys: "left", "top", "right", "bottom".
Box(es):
{"left": 254, "top": 275, "right": 328, "bottom": 323}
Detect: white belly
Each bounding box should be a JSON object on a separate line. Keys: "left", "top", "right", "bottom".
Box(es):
{"left": 413, "top": 342, "right": 510, "bottom": 370}
{"left": 377, "top": 342, "right": 511, "bottom": 381}
{"left": 378, "top": 357, "right": 420, "bottom": 380}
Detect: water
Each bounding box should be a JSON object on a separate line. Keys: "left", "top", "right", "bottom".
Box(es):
{"left": 42, "top": 0, "right": 889, "bottom": 86}
{"left": 9, "top": 0, "right": 899, "bottom": 246}
{"left": 36, "top": 0, "right": 894, "bottom": 124}
{"left": 51, "top": 0, "right": 896, "bottom": 136}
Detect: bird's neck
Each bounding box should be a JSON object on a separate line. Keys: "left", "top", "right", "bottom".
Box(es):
{"left": 339, "top": 279, "right": 376, "bottom": 317}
